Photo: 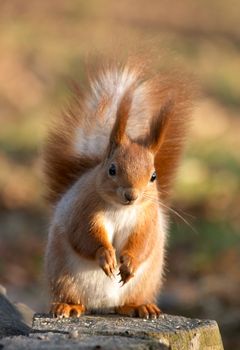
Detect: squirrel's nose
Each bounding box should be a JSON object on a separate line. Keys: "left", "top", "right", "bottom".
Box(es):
{"left": 123, "top": 190, "right": 138, "bottom": 203}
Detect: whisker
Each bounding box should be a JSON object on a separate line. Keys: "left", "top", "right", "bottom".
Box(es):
{"left": 142, "top": 193, "right": 197, "bottom": 234}
{"left": 160, "top": 201, "right": 197, "bottom": 234}
{"left": 176, "top": 208, "right": 196, "bottom": 220}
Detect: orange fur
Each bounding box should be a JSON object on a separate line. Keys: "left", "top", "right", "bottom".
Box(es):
{"left": 43, "top": 63, "right": 193, "bottom": 205}
{"left": 110, "top": 88, "right": 133, "bottom": 147}
{"left": 51, "top": 303, "right": 85, "bottom": 318}
{"left": 43, "top": 57, "right": 194, "bottom": 318}
{"left": 42, "top": 110, "right": 101, "bottom": 204}
{"left": 116, "top": 304, "right": 161, "bottom": 319}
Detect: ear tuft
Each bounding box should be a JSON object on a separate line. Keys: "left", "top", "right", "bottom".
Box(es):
{"left": 144, "top": 98, "right": 175, "bottom": 154}
{"left": 107, "top": 88, "right": 133, "bottom": 157}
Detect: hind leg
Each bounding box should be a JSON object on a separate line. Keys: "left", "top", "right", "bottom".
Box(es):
{"left": 116, "top": 303, "right": 161, "bottom": 319}
{"left": 48, "top": 273, "right": 86, "bottom": 318}
{"left": 51, "top": 302, "right": 86, "bottom": 318}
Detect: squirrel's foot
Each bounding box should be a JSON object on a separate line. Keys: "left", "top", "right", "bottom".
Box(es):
{"left": 115, "top": 303, "right": 161, "bottom": 319}
{"left": 50, "top": 303, "right": 85, "bottom": 318}
{"left": 96, "top": 246, "right": 117, "bottom": 278}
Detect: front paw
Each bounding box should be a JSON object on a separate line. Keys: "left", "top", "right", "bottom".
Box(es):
{"left": 96, "top": 246, "right": 117, "bottom": 278}
{"left": 119, "top": 254, "right": 136, "bottom": 285}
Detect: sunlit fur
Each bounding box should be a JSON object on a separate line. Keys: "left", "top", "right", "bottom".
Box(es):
{"left": 43, "top": 57, "right": 194, "bottom": 317}
{"left": 96, "top": 141, "right": 155, "bottom": 206}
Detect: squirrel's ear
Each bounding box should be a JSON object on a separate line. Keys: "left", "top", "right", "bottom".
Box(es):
{"left": 107, "top": 89, "right": 133, "bottom": 157}
{"left": 143, "top": 99, "right": 174, "bottom": 154}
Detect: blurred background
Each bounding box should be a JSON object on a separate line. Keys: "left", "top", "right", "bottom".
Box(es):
{"left": 0, "top": 1, "right": 239, "bottom": 348}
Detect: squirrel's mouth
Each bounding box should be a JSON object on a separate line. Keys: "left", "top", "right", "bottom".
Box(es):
{"left": 122, "top": 199, "right": 135, "bottom": 205}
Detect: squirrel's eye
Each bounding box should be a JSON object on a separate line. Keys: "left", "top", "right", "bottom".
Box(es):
{"left": 109, "top": 164, "right": 116, "bottom": 176}
{"left": 150, "top": 171, "right": 157, "bottom": 182}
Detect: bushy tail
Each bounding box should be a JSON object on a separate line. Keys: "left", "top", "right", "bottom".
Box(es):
{"left": 42, "top": 108, "right": 101, "bottom": 204}
{"left": 153, "top": 74, "right": 195, "bottom": 202}
{"left": 42, "top": 58, "right": 195, "bottom": 205}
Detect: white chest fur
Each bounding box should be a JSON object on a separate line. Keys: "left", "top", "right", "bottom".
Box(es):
{"left": 103, "top": 205, "right": 139, "bottom": 253}
{"left": 67, "top": 205, "right": 147, "bottom": 310}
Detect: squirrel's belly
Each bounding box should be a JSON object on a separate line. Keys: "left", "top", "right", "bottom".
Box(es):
{"left": 68, "top": 253, "right": 148, "bottom": 309}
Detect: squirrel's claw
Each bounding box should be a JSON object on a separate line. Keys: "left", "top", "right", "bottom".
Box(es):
{"left": 102, "top": 262, "right": 117, "bottom": 280}
{"left": 102, "top": 265, "right": 114, "bottom": 279}
{"left": 119, "top": 274, "right": 134, "bottom": 286}
{"left": 109, "top": 267, "right": 116, "bottom": 279}
{"left": 119, "top": 278, "right": 126, "bottom": 287}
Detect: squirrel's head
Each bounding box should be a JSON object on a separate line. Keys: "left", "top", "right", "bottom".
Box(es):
{"left": 96, "top": 89, "right": 172, "bottom": 207}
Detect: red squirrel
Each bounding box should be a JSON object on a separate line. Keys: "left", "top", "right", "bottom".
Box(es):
{"left": 43, "top": 58, "right": 193, "bottom": 319}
